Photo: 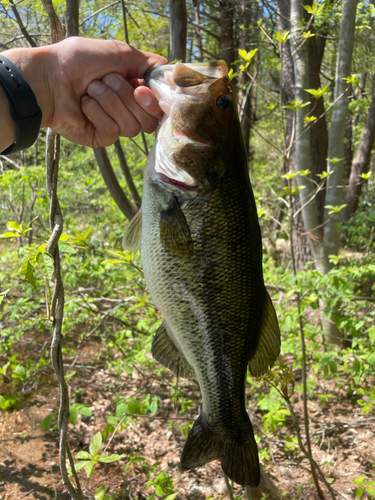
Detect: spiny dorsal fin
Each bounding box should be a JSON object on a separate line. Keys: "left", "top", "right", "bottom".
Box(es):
{"left": 160, "top": 196, "right": 193, "bottom": 258}
{"left": 151, "top": 321, "right": 195, "bottom": 379}
{"left": 248, "top": 291, "right": 281, "bottom": 377}
{"left": 122, "top": 207, "right": 142, "bottom": 251}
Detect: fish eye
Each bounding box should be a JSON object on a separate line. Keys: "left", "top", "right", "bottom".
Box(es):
{"left": 216, "top": 95, "right": 232, "bottom": 110}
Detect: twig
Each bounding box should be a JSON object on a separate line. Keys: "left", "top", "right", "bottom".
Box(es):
{"left": 223, "top": 473, "right": 235, "bottom": 500}
{"left": 80, "top": 1, "right": 120, "bottom": 26}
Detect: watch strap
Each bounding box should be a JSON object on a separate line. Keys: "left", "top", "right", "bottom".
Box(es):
{"left": 0, "top": 54, "right": 42, "bottom": 154}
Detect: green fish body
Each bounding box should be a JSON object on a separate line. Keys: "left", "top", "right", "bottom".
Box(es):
{"left": 124, "top": 62, "right": 280, "bottom": 487}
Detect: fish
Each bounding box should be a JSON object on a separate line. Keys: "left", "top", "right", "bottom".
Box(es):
{"left": 123, "top": 61, "right": 280, "bottom": 487}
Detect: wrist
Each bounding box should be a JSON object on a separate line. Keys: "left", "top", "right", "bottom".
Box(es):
{"left": 2, "top": 45, "right": 53, "bottom": 129}
{"left": 0, "top": 84, "right": 17, "bottom": 152}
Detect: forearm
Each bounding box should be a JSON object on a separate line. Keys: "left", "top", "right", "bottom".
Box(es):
{"left": 0, "top": 45, "right": 52, "bottom": 154}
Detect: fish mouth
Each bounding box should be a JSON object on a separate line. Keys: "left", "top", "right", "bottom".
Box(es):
{"left": 146, "top": 62, "right": 227, "bottom": 189}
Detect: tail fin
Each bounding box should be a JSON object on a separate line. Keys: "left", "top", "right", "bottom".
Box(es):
{"left": 180, "top": 415, "right": 260, "bottom": 487}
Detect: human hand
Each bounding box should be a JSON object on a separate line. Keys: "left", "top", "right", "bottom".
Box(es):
{"left": 3, "top": 37, "right": 167, "bottom": 148}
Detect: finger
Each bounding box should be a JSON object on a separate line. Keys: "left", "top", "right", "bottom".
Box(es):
{"left": 134, "top": 86, "right": 164, "bottom": 120}
{"left": 81, "top": 94, "right": 120, "bottom": 147}
{"left": 87, "top": 78, "right": 143, "bottom": 137}
{"left": 101, "top": 74, "right": 161, "bottom": 134}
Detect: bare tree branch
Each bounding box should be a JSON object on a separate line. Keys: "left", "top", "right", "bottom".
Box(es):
{"left": 8, "top": 0, "right": 37, "bottom": 47}
{"left": 114, "top": 140, "right": 142, "bottom": 207}
{"left": 94, "top": 147, "right": 138, "bottom": 220}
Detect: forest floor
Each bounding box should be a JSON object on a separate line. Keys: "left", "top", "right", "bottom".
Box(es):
{"left": 1, "top": 328, "right": 375, "bottom": 500}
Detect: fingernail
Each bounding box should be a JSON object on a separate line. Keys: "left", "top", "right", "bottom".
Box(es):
{"left": 135, "top": 92, "right": 153, "bottom": 107}
{"left": 105, "top": 74, "right": 122, "bottom": 91}
{"left": 89, "top": 80, "right": 106, "bottom": 95}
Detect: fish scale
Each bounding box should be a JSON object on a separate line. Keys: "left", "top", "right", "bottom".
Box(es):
{"left": 124, "top": 61, "right": 281, "bottom": 486}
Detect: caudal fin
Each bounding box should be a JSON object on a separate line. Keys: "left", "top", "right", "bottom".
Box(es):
{"left": 180, "top": 415, "right": 260, "bottom": 487}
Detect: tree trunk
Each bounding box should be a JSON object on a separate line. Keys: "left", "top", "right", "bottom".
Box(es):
{"left": 193, "top": 0, "right": 203, "bottom": 62}
{"left": 290, "top": 0, "right": 324, "bottom": 264}
{"left": 323, "top": 0, "right": 358, "bottom": 257}
{"left": 169, "top": 0, "right": 187, "bottom": 62}
{"left": 238, "top": 0, "right": 258, "bottom": 158}
{"left": 66, "top": 0, "right": 79, "bottom": 37}
{"left": 219, "top": 0, "right": 235, "bottom": 68}
{"left": 341, "top": 74, "right": 375, "bottom": 222}
{"left": 307, "top": 18, "right": 328, "bottom": 224}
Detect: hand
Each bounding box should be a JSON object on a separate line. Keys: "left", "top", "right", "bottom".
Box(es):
{"left": 3, "top": 37, "right": 167, "bottom": 148}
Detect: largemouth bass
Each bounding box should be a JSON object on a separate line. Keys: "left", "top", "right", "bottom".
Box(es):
{"left": 124, "top": 61, "right": 280, "bottom": 487}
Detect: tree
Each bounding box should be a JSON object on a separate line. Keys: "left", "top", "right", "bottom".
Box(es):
{"left": 290, "top": 0, "right": 358, "bottom": 345}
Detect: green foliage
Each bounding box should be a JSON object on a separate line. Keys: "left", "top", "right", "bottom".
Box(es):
{"left": 68, "top": 432, "right": 124, "bottom": 478}
{"left": 303, "top": 1, "right": 325, "bottom": 17}
{"left": 146, "top": 470, "right": 177, "bottom": 499}
{"left": 353, "top": 476, "right": 375, "bottom": 498}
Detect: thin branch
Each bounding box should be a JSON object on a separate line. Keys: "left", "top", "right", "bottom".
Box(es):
{"left": 8, "top": 0, "right": 37, "bottom": 47}
{"left": 80, "top": 1, "right": 120, "bottom": 27}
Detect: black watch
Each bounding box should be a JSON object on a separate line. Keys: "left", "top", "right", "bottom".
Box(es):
{"left": 0, "top": 54, "right": 42, "bottom": 155}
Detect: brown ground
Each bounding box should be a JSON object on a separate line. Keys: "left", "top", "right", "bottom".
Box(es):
{"left": 0, "top": 331, "right": 374, "bottom": 500}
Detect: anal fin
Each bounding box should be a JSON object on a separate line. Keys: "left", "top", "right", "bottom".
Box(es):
{"left": 151, "top": 321, "right": 195, "bottom": 379}
{"left": 248, "top": 291, "right": 281, "bottom": 377}
{"left": 122, "top": 207, "right": 142, "bottom": 251}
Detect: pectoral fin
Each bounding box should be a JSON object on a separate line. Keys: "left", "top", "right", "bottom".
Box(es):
{"left": 248, "top": 291, "right": 281, "bottom": 377}
{"left": 160, "top": 196, "right": 193, "bottom": 257}
{"left": 122, "top": 207, "right": 142, "bottom": 251}
{"left": 152, "top": 321, "right": 195, "bottom": 379}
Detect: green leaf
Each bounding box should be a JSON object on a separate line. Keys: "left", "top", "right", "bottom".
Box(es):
{"left": 37, "top": 252, "right": 55, "bottom": 280}
{"left": 58, "top": 242, "right": 76, "bottom": 254}
{"left": 366, "top": 486, "right": 375, "bottom": 496}
{"left": 155, "top": 484, "right": 165, "bottom": 497}
{"left": 98, "top": 453, "right": 125, "bottom": 463}
{"left": 356, "top": 486, "right": 364, "bottom": 498}
{"left": 41, "top": 414, "right": 53, "bottom": 431}
{"left": 107, "top": 416, "right": 119, "bottom": 425}
{"left": 69, "top": 406, "right": 78, "bottom": 426}
{"left": 304, "top": 115, "right": 317, "bottom": 124}
{"left": 353, "top": 476, "right": 365, "bottom": 485}
{"left": 359, "top": 171, "right": 372, "bottom": 180}
{"left": 76, "top": 451, "right": 92, "bottom": 460}
{"left": 70, "top": 460, "right": 92, "bottom": 474}
{"left": 274, "top": 30, "right": 291, "bottom": 43}
{"left": 90, "top": 432, "right": 102, "bottom": 457}
{"left": 84, "top": 461, "right": 95, "bottom": 478}
{"left": 305, "top": 85, "right": 329, "bottom": 99}
{"left": 21, "top": 259, "right": 37, "bottom": 289}
{"left": 324, "top": 204, "right": 347, "bottom": 214}
{"left": 79, "top": 406, "right": 92, "bottom": 417}
{"left": 0, "top": 232, "right": 21, "bottom": 238}
{"left": 95, "top": 486, "right": 109, "bottom": 500}
{"left": 116, "top": 402, "right": 128, "bottom": 418}
{"left": 353, "top": 358, "right": 361, "bottom": 374}
{"left": 164, "top": 494, "right": 178, "bottom": 500}
{"left": 7, "top": 221, "right": 20, "bottom": 231}
{"left": 0, "top": 289, "right": 10, "bottom": 306}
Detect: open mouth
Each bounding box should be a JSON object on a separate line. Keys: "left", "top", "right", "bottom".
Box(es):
{"left": 146, "top": 63, "right": 224, "bottom": 190}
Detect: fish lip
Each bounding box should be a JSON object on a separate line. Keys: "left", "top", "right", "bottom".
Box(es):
{"left": 156, "top": 172, "right": 200, "bottom": 191}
